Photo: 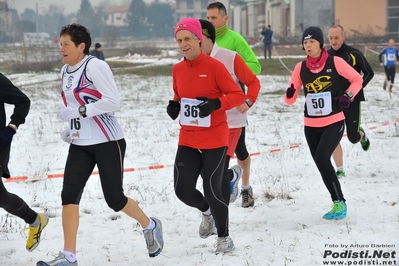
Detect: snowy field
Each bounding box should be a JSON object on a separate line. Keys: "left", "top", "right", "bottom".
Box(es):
{"left": 0, "top": 63, "right": 398, "bottom": 265}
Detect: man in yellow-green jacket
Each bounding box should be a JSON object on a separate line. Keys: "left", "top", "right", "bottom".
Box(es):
{"left": 207, "top": 1, "right": 261, "bottom": 209}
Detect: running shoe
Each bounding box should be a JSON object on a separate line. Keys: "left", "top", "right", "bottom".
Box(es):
{"left": 336, "top": 169, "right": 346, "bottom": 179}
{"left": 26, "top": 213, "right": 49, "bottom": 252}
{"left": 36, "top": 251, "right": 78, "bottom": 266}
{"left": 143, "top": 217, "right": 164, "bottom": 257}
{"left": 199, "top": 214, "right": 216, "bottom": 239}
{"left": 359, "top": 127, "right": 370, "bottom": 151}
{"left": 230, "top": 165, "right": 243, "bottom": 203}
{"left": 323, "top": 200, "right": 347, "bottom": 220}
{"left": 215, "top": 236, "right": 234, "bottom": 254}
{"left": 241, "top": 186, "right": 255, "bottom": 208}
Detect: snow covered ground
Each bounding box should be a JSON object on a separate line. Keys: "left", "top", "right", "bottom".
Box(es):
{"left": 0, "top": 58, "right": 398, "bottom": 265}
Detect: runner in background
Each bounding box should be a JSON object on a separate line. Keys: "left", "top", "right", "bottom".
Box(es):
{"left": 379, "top": 39, "right": 399, "bottom": 92}
{"left": 199, "top": 19, "right": 261, "bottom": 205}
{"left": 207, "top": 1, "right": 261, "bottom": 208}
{"left": 328, "top": 25, "right": 373, "bottom": 179}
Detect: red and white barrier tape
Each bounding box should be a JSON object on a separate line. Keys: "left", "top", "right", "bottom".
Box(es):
{"left": 5, "top": 119, "right": 398, "bottom": 183}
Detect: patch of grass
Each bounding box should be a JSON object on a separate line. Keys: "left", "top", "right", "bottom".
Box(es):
{"left": 258, "top": 55, "right": 385, "bottom": 76}
{"left": 107, "top": 53, "right": 386, "bottom": 77}
{"left": 107, "top": 61, "right": 147, "bottom": 69}
{"left": 112, "top": 64, "right": 173, "bottom": 77}
{"left": 104, "top": 47, "right": 162, "bottom": 58}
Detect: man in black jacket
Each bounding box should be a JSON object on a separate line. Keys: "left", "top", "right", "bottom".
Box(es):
{"left": 328, "top": 25, "right": 374, "bottom": 178}
{"left": 0, "top": 73, "right": 49, "bottom": 251}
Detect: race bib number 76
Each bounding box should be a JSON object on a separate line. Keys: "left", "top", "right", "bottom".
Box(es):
{"left": 69, "top": 117, "right": 92, "bottom": 139}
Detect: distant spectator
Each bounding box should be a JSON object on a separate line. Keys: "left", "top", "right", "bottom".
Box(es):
{"left": 261, "top": 25, "right": 273, "bottom": 59}
{"left": 90, "top": 43, "right": 105, "bottom": 60}
{"left": 53, "top": 35, "right": 59, "bottom": 44}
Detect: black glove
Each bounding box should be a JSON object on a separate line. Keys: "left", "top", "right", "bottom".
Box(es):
{"left": 334, "top": 96, "right": 351, "bottom": 108}
{"left": 166, "top": 100, "right": 180, "bottom": 120}
{"left": 286, "top": 83, "right": 296, "bottom": 99}
{"left": 196, "top": 97, "right": 221, "bottom": 118}
{"left": 0, "top": 126, "right": 16, "bottom": 148}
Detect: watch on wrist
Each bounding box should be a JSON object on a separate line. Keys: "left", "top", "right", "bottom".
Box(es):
{"left": 345, "top": 91, "right": 354, "bottom": 99}
{"left": 245, "top": 99, "right": 253, "bottom": 107}
{"left": 78, "top": 105, "right": 87, "bottom": 118}
{"left": 8, "top": 123, "right": 17, "bottom": 131}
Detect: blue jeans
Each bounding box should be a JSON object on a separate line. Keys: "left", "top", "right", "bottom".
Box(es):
{"left": 263, "top": 43, "right": 272, "bottom": 59}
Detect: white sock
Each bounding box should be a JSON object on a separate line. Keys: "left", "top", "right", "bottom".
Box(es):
{"left": 29, "top": 214, "right": 40, "bottom": 227}
{"left": 202, "top": 208, "right": 211, "bottom": 216}
{"left": 241, "top": 185, "right": 251, "bottom": 190}
{"left": 63, "top": 250, "right": 77, "bottom": 263}
{"left": 337, "top": 167, "right": 344, "bottom": 171}
{"left": 142, "top": 218, "right": 155, "bottom": 231}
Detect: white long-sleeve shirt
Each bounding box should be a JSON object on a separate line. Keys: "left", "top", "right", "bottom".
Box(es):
{"left": 210, "top": 43, "right": 260, "bottom": 128}
{"left": 60, "top": 55, "right": 123, "bottom": 145}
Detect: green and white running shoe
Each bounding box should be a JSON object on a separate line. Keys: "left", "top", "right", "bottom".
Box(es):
{"left": 336, "top": 169, "right": 345, "bottom": 179}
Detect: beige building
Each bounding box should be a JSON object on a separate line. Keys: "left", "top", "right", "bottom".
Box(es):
{"left": 175, "top": 0, "right": 229, "bottom": 21}
{"left": 335, "top": 0, "right": 387, "bottom": 37}
{"left": 103, "top": 5, "right": 130, "bottom": 27}
{"left": 173, "top": 0, "right": 397, "bottom": 40}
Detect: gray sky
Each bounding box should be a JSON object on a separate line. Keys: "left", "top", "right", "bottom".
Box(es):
{"left": 8, "top": 0, "right": 126, "bottom": 15}
{"left": 7, "top": 0, "right": 174, "bottom": 15}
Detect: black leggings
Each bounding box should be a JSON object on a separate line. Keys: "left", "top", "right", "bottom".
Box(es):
{"left": 222, "top": 156, "right": 233, "bottom": 203}
{"left": 384, "top": 65, "right": 396, "bottom": 88}
{"left": 62, "top": 139, "right": 128, "bottom": 212}
{"left": 343, "top": 101, "right": 361, "bottom": 144}
{"left": 0, "top": 147, "right": 37, "bottom": 224}
{"left": 304, "top": 121, "right": 346, "bottom": 202}
{"left": 174, "top": 146, "right": 229, "bottom": 237}
{"left": 0, "top": 179, "right": 37, "bottom": 224}
{"left": 235, "top": 127, "right": 249, "bottom": 161}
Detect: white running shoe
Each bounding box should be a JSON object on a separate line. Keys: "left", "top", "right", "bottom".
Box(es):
{"left": 230, "top": 165, "right": 243, "bottom": 203}
{"left": 199, "top": 214, "right": 216, "bottom": 238}
{"left": 215, "top": 236, "right": 234, "bottom": 254}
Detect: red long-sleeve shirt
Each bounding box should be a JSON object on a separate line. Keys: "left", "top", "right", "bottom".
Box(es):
{"left": 172, "top": 52, "right": 244, "bottom": 149}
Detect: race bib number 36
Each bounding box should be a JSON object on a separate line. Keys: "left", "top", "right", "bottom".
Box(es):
{"left": 305, "top": 92, "right": 332, "bottom": 116}
{"left": 69, "top": 117, "right": 92, "bottom": 139}
{"left": 180, "top": 98, "right": 211, "bottom": 127}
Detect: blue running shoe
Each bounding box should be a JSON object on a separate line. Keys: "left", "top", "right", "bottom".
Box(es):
{"left": 323, "top": 200, "right": 347, "bottom": 220}
{"left": 144, "top": 217, "right": 164, "bottom": 257}
{"left": 230, "top": 165, "right": 243, "bottom": 203}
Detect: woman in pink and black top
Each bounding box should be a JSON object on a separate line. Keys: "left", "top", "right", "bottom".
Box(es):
{"left": 284, "top": 26, "right": 363, "bottom": 220}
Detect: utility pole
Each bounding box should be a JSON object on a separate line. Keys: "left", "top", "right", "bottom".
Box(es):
{"left": 36, "top": 2, "right": 39, "bottom": 33}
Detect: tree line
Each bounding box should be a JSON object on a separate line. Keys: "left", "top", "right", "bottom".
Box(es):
{"left": 11, "top": 0, "right": 174, "bottom": 43}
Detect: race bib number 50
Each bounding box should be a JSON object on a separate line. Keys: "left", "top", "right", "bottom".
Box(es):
{"left": 180, "top": 98, "right": 211, "bottom": 127}
{"left": 305, "top": 92, "right": 332, "bottom": 116}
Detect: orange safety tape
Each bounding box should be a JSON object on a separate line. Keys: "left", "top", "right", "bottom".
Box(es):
{"left": 5, "top": 119, "right": 398, "bottom": 183}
